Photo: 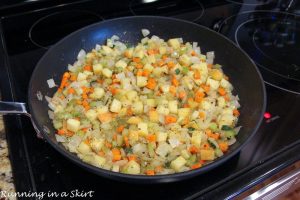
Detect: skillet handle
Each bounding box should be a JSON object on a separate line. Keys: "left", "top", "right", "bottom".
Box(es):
{"left": 0, "top": 101, "right": 31, "bottom": 117}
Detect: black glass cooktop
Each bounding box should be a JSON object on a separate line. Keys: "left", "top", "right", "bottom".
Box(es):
{"left": 0, "top": 0, "right": 300, "bottom": 199}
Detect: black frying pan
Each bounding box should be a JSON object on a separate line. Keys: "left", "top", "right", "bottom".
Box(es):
{"left": 0, "top": 16, "right": 266, "bottom": 183}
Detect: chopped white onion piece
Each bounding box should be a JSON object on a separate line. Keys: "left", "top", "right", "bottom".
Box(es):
{"left": 228, "top": 137, "right": 237, "bottom": 145}
{"left": 36, "top": 91, "right": 43, "bottom": 101}
{"left": 55, "top": 134, "right": 67, "bottom": 143}
{"left": 207, "top": 51, "right": 215, "bottom": 59}
{"left": 47, "top": 79, "right": 56, "bottom": 88}
{"left": 45, "top": 95, "right": 52, "bottom": 103}
{"left": 141, "top": 29, "right": 150, "bottom": 37}
{"left": 77, "top": 49, "right": 86, "bottom": 60}
{"left": 48, "top": 110, "right": 54, "bottom": 119}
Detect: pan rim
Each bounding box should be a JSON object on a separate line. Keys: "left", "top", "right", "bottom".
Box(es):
{"left": 28, "top": 15, "right": 267, "bottom": 182}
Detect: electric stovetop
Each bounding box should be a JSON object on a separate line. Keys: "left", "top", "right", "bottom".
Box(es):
{"left": 0, "top": 0, "right": 300, "bottom": 199}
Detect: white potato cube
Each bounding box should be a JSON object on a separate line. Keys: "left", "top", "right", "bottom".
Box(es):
{"left": 179, "top": 54, "right": 191, "bottom": 66}
{"left": 123, "top": 160, "right": 140, "bottom": 174}
{"left": 217, "top": 96, "right": 226, "bottom": 108}
{"left": 92, "top": 63, "right": 103, "bottom": 75}
{"left": 220, "top": 78, "right": 232, "bottom": 89}
{"left": 157, "top": 105, "right": 169, "bottom": 115}
{"left": 149, "top": 110, "right": 159, "bottom": 122}
{"left": 201, "top": 100, "right": 211, "bottom": 110}
{"left": 85, "top": 109, "right": 98, "bottom": 121}
{"left": 77, "top": 141, "right": 91, "bottom": 155}
{"left": 102, "top": 45, "right": 113, "bottom": 55}
{"left": 178, "top": 108, "right": 191, "bottom": 118}
{"left": 168, "top": 38, "right": 180, "bottom": 49}
{"left": 102, "top": 68, "right": 112, "bottom": 78}
{"left": 132, "top": 101, "right": 143, "bottom": 114}
{"left": 138, "top": 122, "right": 148, "bottom": 136}
{"left": 156, "top": 132, "right": 168, "bottom": 142}
{"left": 191, "top": 131, "right": 202, "bottom": 147}
{"left": 168, "top": 100, "right": 178, "bottom": 114}
{"left": 200, "top": 149, "right": 215, "bottom": 160}
{"left": 126, "top": 90, "right": 138, "bottom": 101}
{"left": 146, "top": 99, "right": 156, "bottom": 107}
{"left": 137, "top": 76, "right": 148, "bottom": 87}
{"left": 160, "top": 85, "right": 170, "bottom": 93}
{"left": 90, "top": 138, "right": 104, "bottom": 152}
{"left": 144, "top": 63, "right": 154, "bottom": 72}
{"left": 66, "top": 119, "right": 80, "bottom": 132}
{"left": 170, "top": 156, "right": 187, "bottom": 172}
{"left": 77, "top": 72, "right": 87, "bottom": 81}
{"left": 206, "top": 78, "right": 220, "bottom": 90}
{"left": 159, "top": 46, "right": 167, "bottom": 54}
{"left": 127, "top": 116, "right": 142, "bottom": 124}
{"left": 96, "top": 106, "right": 108, "bottom": 114}
{"left": 115, "top": 60, "right": 127, "bottom": 69}
{"left": 93, "top": 155, "right": 106, "bottom": 167}
{"left": 90, "top": 87, "right": 104, "bottom": 99}
{"left": 110, "top": 99, "right": 122, "bottom": 113}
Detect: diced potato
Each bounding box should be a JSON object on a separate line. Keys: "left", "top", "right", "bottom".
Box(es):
{"left": 132, "top": 101, "right": 143, "bottom": 114}
{"left": 133, "top": 49, "right": 145, "bottom": 59}
{"left": 85, "top": 109, "right": 98, "bottom": 121}
{"left": 96, "top": 105, "right": 108, "bottom": 114}
{"left": 90, "top": 87, "right": 104, "bottom": 99}
{"left": 90, "top": 137, "right": 104, "bottom": 152}
{"left": 218, "top": 114, "right": 235, "bottom": 128}
{"left": 179, "top": 54, "right": 191, "bottom": 66}
{"left": 191, "top": 63, "right": 208, "bottom": 77}
{"left": 206, "top": 78, "right": 220, "bottom": 90}
{"left": 66, "top": 119, "right": 80, "bottom": 132}
{"left": 112, "top": 164, "right": 120, "bottom": 172}
{"left": 110, "top": 99, "right": 122, "bottom": 113}
{"left": 144, "top": 63, "right": 154, "bottom": 72}
{"left": 124, "top": 48, "right": 133, "bottom": 58}
{"left": 77, "top": 72, "right": 87, "bottom": 81}
{"left": 156, "top": 131, "right": 168, "bottom": 142}
{"left": 160, "top": 85, "right": 170, "bottom": 93}
{"left": 220, "top": 78, "right": 232, "bottom": 89}
{"left": 115, "top": 60, "right": 127, "bottom": 69}
{"left": 201, "top": 100, "right": 212, "bottom": 110}
{"left": 168, "top": 38, "right": 180, "bottom": 49}
{"left": 200, "top": 149, "right": 215, "bottom": 160}
{"left": 156, "top": 142, "right": 172, "bottom": 157}
{"left": 102, "top": 45, "right": 113, "bottom": 55}
{"left": 217, "top": 97, "right": 226, "bottom": 108}
{"left": 147, "top": 55, "right": 156, "bottom": 64}
{"left": 210, "top": 69, "right": 223, "bottom": 81}
{"left": 191, "top": 131, "right": 202, "bottom": 147}
{"left": 126, "top": 90, "right": 138, "bottom": 101}
{"left": 83, "top": 71, "right": 93, "bottom": 76}
{"left": 168, "top": 100, "right": 178, "bottom": 114}
{"left": 127, "top": 116, "right": 142, "bottom": 124}
{"left": 77, "top": 141, "right": 91, "bottom": 155}
{"left": 122, "top": 160, "right": 140, "bottom": 174}
{"left": 157, "top": 105, "right": 169, "bottom": 115}
{"left": 170, "top": 156, "right": 187, "bottom": 172}
{"left": 159, "top": 46, "right": 167, "bottom": 54}
{"left": 138, "top": 122, "right": 148, "bottom": 136}
{"left": 181, "top": 149, "right": 191, "bottom": 159}
{"left": 129, "top": 130, "right": 139, "bottom": 144}
{"left": 137, "top": 76, "right": 148, "bottom": 87}
{"left": 149, "top": 110, "right": 159, "bottom": 122}
{"left": 102, "top": 68, "right": 112, "bottom": 78}
{"left": 178, "top": 108, "right": 191, "bottom": 119}
{"left": 93, "top": 155, "right": 106, "bottom": 167}
{"left": 146, "top": 99, "right": 156, "bottom": 107}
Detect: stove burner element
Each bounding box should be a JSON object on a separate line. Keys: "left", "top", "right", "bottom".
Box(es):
{"left": 29, "top": 10, "right": 102, "bottom": 49}
{"left": 129, "top": 0, "right": 204, "bottom": 22}
{"left": 219, "top": 11, "right": 300, "bottom": 94}
{"left": 226, "top": 0, "right": 273, "bottom": 5}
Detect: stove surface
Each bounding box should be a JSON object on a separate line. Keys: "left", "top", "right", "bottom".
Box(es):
{"left": 0, "top": 0, "right": 300, "bottom": 199}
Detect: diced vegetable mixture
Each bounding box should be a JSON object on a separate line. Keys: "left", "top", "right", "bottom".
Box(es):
{"left": 49, "top": 31, "right": 241, "bottom": 175}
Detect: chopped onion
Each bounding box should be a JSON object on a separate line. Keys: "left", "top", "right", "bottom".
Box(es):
{"left": 47, "top": 79, "right": 56, "bottom": 88}
{"left": 190, "top": 56, "right": 200, "bottom": 64}
{"left": 36, "top": 91, "right": 43, "bottom": 101}
{"left": 116, "top": 72, "right": 125, "bottom": 80}
{"left": 234, "top": 126, "right": 242, "bottom": 134}
{"left": 55, "top": 134, "right": 66, "bottom": 143}
{"left": 77, "top": 49, "right": 86, "bottom": 61}
{"left": 141, "top": 29, "right": 150, "bottom": 37}
{"left": 207, "top": 51, "right": 215, "bottom": 59}
{"left": 228, "top": 137, "right": 237, "bottom": 145}
{"left": 95, "top": 44, "right": 101, "bottom": 51}
{"left": 48, "top": 102, "right": 55, "bottom": 111}
{"left": 192, "top": 42, "right": 198, "bottom": 48}
{"left": 45, "top": 96, "right": 52, "bottom": 103}
{"left": 48, "top": 110, "right": 54, "bottom": 119}
{"left": 168, "top": 138, "right": 180, "bottom": 148}
{"left": 111, "top": 35, "right": 120, "bottom": 41}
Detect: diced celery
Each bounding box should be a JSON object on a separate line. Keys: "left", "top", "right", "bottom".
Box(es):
{"left": 209, "top": 122, "right": 218, "bottom": 132}
{"left": 225, "top": 130, "right": 236, "bottom": 139}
